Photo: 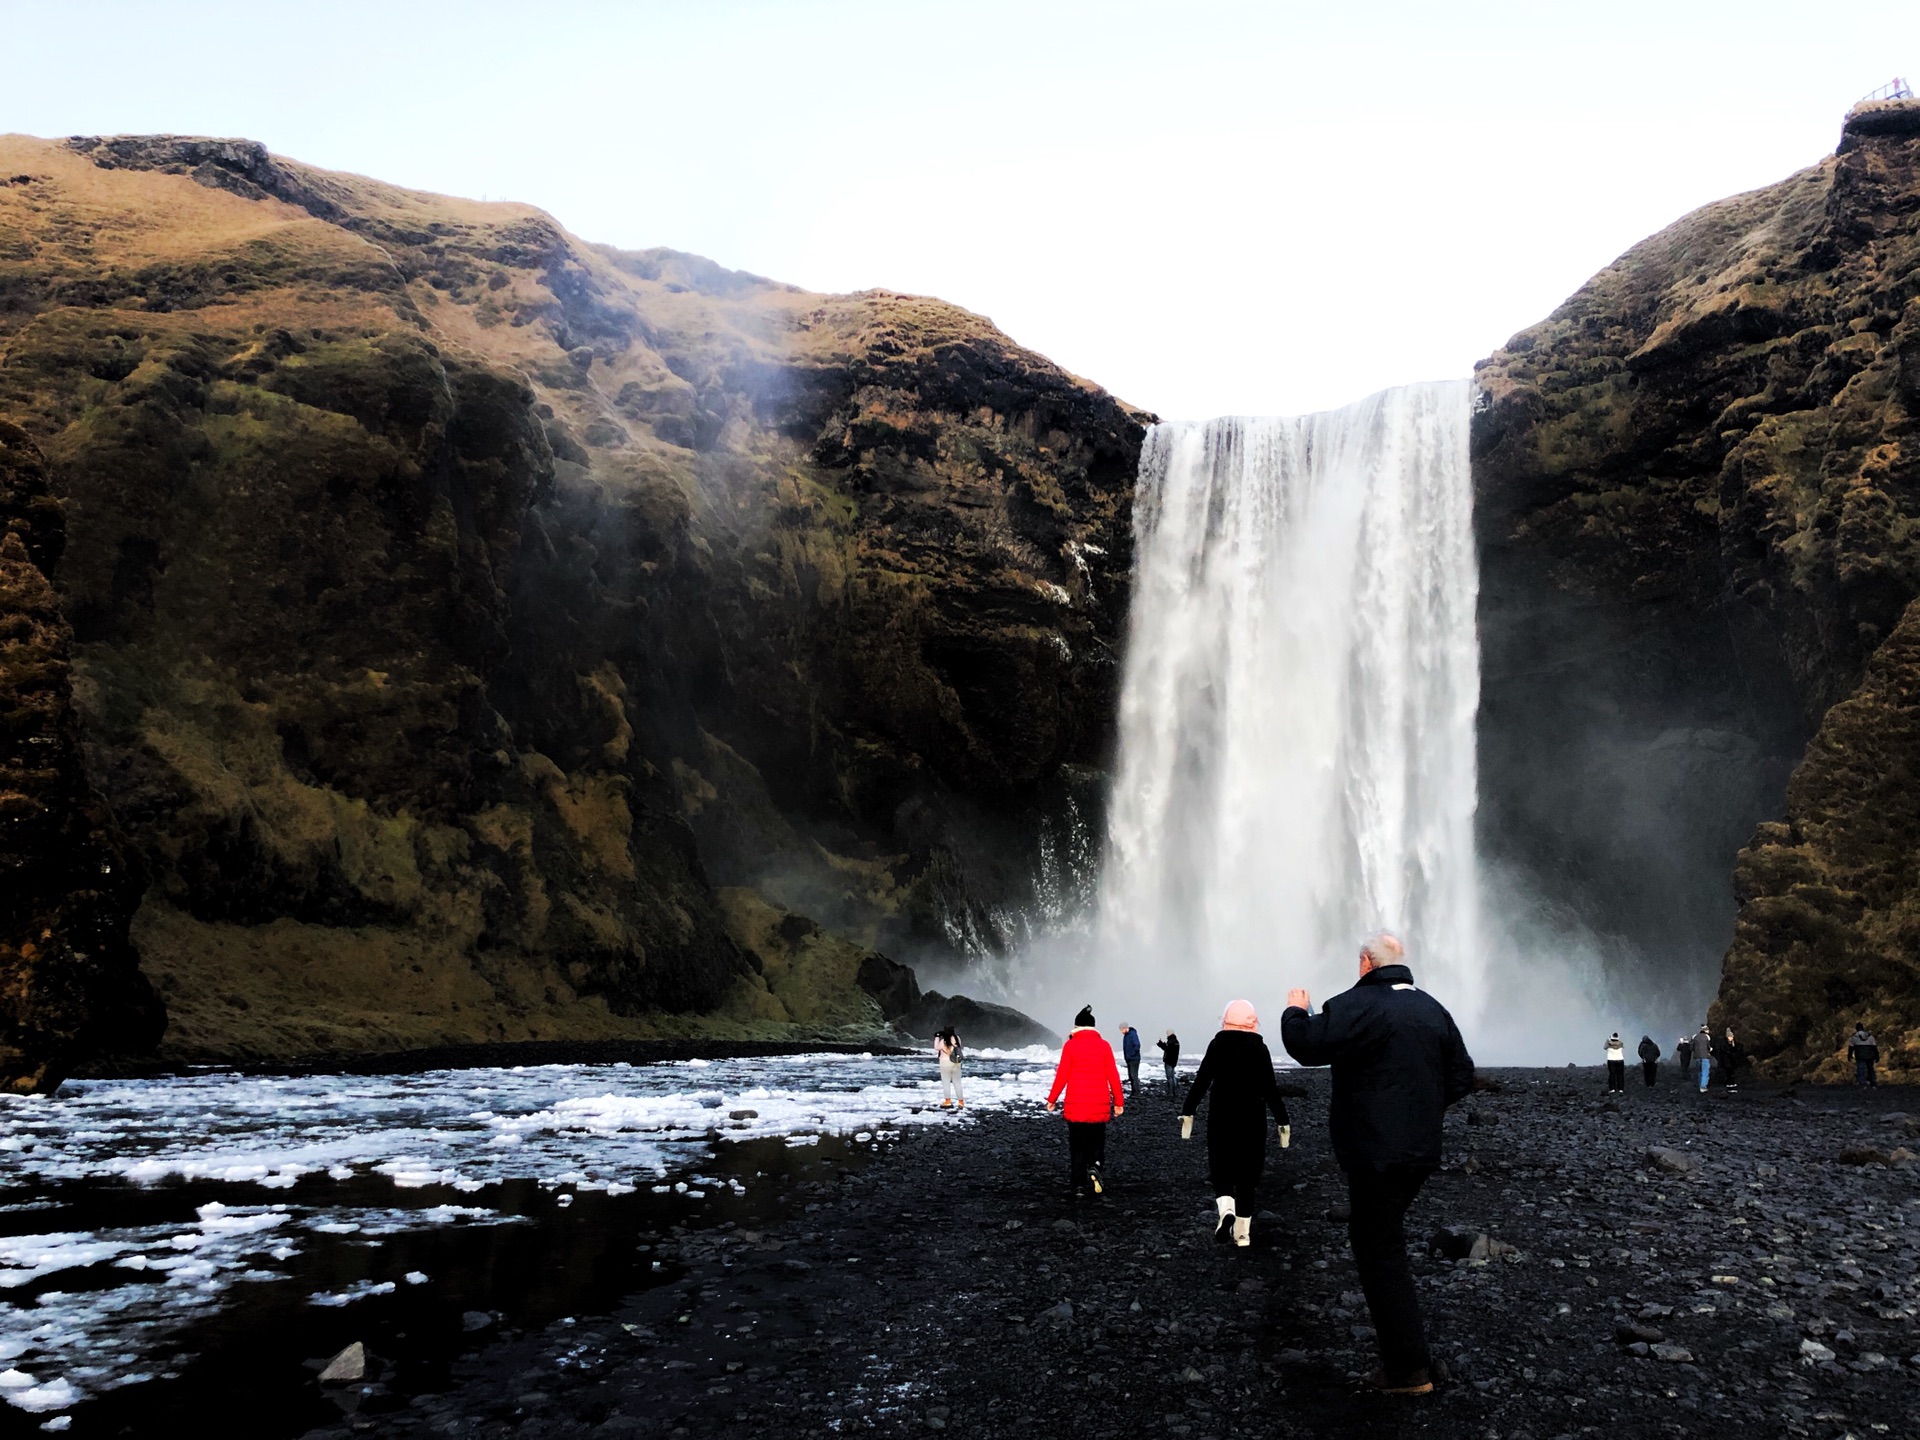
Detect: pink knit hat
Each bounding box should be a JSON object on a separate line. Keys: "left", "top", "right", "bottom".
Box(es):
{"left": 1221, "top": 999, "right": 1258, "bottom": 1032}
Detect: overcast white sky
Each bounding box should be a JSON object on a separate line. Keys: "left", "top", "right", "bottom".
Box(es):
{"left": 8, "top": 1, "right": 1915, "bottom": 418}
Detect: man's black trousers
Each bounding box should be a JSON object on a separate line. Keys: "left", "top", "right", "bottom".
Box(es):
{"left": 1346, "top": 1163, "right": 1434, "bottom": 1379}
{"left": 1641, "top": 1060, "right": 1657, "bottom": 1087}
{"left": 1067, "top": 1120, "right": 1107, "bottom": 1193}
{"left": 1606, "top": 1060, "right": 1625, "bottom": 1091}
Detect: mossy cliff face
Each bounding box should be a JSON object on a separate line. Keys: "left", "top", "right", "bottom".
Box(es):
{"left": 0, "top": 134, "right": 1143, "bottom": 1075}
{"left": 1473, "top": 101, "right": 1920, "bottom": 1075}
{"left": 0, "top": 422, "right": 162, "bottom": 1090}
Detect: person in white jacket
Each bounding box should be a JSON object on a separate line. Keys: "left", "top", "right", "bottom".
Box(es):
{"left": 934, "top": 1028, "right": 964, "bottom": 1109}
{"left": 1604, "top": 1033, "right": 1626, "bottom": 1093}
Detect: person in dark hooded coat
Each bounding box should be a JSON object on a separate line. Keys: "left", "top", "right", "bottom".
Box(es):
{"left": 1181, "top": 999, "right": 1291, "bottom": 1247}
{"left": 1637, "top": 1035, "right": 1660, "bottom": 1087}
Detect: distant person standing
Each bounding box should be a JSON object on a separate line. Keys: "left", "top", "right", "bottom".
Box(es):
{"left": 934, "top": 1027, "right": 964, "bottom": 1110}
{"left": 1694, "top": 1025, "right": 1714, "bottom": 1092}
{"left": 1674, "top": 1032, "right": 1693, "bottom": 1077}
{"left": 1046, "top": 1006, "right": 1125, "bottom": 1198}
{"left": 1180, "top": 1000, "right": 1291, "bottom": 1248}
{"left": 1157, "top": 1030, "right": 1181, "bottom": 1096}
{"left": 1718, "top": 1026, "right": 1745, "bottom": 1093}
{"left": 1605, "top": 1033, "right": 1626, "bottom": 1093}
{"left": 1849, "top": 1023, "right": 1880, "bottom": 1088}
{"left": 1281, "top": 932, "right": 1475, "bottom": 1396}
{"left": 1637, "top": 1035, "right": 1661, "bottom": 1088}
{"left": 1120, "top": 1023, "right": 1143, "bottom": 1100}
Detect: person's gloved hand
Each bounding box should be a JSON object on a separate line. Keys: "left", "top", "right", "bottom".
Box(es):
{"left": 1180, "top": 1115, "right": 1193, "bottom": 1140}
{"left": 1279, "top": 1124, "right": 1291, "bottom": 1149}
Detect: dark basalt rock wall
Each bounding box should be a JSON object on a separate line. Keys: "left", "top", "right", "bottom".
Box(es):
{"left": 0, "top": 133, "right": 1141, "bottom": 1075}
{"left": 1473, "top": 100, "right": 1920, "bottom": 1077}
{"left": 0, "top": 421, "right": 162, "bottom": 1090}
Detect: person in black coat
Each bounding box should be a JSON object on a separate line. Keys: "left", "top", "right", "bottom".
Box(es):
{"left": 1281, "top": 931, "right": 1475, "bottom": 1396}
{"left": 1156, "top": 1031, "right": 1181, "bottom": 1097}
{"left": 1180, "top": 1000, "right": 1290, "bottom": 1247}
{"left": 1637, "top": 1035, "right": 1661, "bottom": 1087}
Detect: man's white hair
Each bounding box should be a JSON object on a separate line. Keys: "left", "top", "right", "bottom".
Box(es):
{"left": 1361, "top": 931, "right": 1405, "bottom": 965}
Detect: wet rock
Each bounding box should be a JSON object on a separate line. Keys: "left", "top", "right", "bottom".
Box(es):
{"left": 319, "top": 1342, "right": 368, "bottom": 1384}
{"left": 1837, "top": 1147, "right": 1891, "bottom": 1166}
{"left": 729, "top": 1110, "right": 759, "bottom": 1121}
{"left": 1800, "top": 1339, "right": 1836, "bottom": 1362}
{"left": 1041, "top": 1302, "right": 1074, "bottom": 1325}
{"left": 462, "top": 1312, "right": 495, "bottom": 1333}
{"left": 1646, "top": 1147, "right": 1700, "bottom": 1175}
{"left": 1615, "top": 1323, "right": 1665, "bottom": 1345}
{"left": 1650, "top": 1343, "right": 1694, "bottom": 1363}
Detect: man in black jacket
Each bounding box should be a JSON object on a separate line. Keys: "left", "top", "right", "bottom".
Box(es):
{"left": 1281, "top": 931, "right": 1475, "bottom": 1395}
{"left": 1637, "top": 1035, "right": 1661, "bottom": 1087}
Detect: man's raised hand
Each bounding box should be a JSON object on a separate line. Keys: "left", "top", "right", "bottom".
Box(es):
{"left": 1288, "top": 988, "right": 1312, "bottom": 1012}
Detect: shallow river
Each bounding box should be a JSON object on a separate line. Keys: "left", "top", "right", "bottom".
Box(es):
{"left": 0, "top": 1049, "right": 1059, "bottom": 1435}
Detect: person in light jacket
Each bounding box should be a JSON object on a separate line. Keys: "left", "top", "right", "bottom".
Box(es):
{"left": 1180, "top": 1000, "right": 1291, "bottom": 1247}
{"left": 934, "top": 1027, "right": 964, "bottom": 1109}
{"left": 1046, "top": 1005, "right": 1125, "bottom": 1198}
{"left": 1849, "top": 1023, "right": 1879, "bottom": 1088}
{"left": 1604, "top": 1033, "right": 1626, "bottom": 1093}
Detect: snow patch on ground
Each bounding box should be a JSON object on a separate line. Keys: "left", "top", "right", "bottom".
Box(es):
{"left": 0, "top": 1050, "right": 1058, "bottom": 1415}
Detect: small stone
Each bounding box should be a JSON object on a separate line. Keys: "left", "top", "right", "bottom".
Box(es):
{"left": 461, "top": 1311, "right": 494, "bottom": 1333}
{"left": 1799, "top": 1339, "right": 1835, "bottom": 1362}
{"left": 1615, "top": 1323, "right": 1664, "bottom": 1345}
{"left": 1042, "top": 1302, "right": 1074, "bottom": 1325}
{"left": 1326, "top": 1203, "right": 1352, "bottom": 1222}
{"left": 1051, "top": 1219, "right": 1078, "bottom": 1233}
{"left": 729, "top": 1109, "right": 759, "bottom": 1121}
{"left": 1650, "top": 1343, "right": 1693, "bottom": 1363}
{"left": 1627, "top": 1341, "right": 1650, "bottom": 1357}
{"left": 318, "top": 1342, "right": 367, "bottom": 1384}
{"left": 1182, "top": 1366, "right": 1205, "bottom": 1382}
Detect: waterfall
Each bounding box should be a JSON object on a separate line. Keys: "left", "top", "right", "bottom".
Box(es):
{"left": 1095, "top": 381, "right": 1484, "bottom": 1029}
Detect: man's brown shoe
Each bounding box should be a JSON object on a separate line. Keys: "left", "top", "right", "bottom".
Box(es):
{"left": 1367, "top": 1369, "right": 1434, "bottom": 1396}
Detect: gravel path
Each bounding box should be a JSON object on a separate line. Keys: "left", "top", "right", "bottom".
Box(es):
{"left": 319, "top": 1068, "right": 1920, "bottom": 1439}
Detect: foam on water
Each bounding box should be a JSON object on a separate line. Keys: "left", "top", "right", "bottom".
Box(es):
{"left": 0, "top": 1047, "right": 1057, "bottom": 1417}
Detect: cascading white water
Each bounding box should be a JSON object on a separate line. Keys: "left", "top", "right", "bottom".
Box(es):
{"left": 1095, "top": 380, "right": 1484, "bottom": 1031}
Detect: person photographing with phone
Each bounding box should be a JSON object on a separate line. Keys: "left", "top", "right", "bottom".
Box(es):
{"left": 1281, "top": 931, "right": 1475, "bottom": 1396}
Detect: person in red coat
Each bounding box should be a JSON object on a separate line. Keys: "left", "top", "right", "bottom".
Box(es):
{"left": 1046, "top": 1005, "right": 1126, "bottom": 1197}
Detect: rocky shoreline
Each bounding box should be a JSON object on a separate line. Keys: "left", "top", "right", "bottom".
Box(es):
{"left": 305, "top": 1067, "right": 1920, "bottom": 1439}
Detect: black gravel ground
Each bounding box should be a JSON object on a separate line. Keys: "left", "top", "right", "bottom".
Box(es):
{"left": 318, "top": 1068, "right": 1920, "bottom": 1440}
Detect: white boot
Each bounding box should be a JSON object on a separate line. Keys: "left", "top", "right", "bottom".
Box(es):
{"left": 1214, "top": 1194, "right": 1235, "bottom": 1242}
{"left": 1233, "top": 1214, "right": 1252, "bottom": 1248}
